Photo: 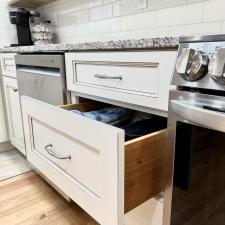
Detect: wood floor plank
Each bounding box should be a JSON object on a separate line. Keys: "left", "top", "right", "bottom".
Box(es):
{"left": 0, "top": 172, "right": 98, "bottom": 225}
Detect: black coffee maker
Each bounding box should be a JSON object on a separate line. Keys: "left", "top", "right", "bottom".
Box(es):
{"left": 9, "top": 8, "right": 32, "bottom": 46}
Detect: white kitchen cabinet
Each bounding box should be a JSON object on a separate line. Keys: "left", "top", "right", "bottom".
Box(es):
{"left": 21, "top": 96, "right": 166, "bottom": 225}
{"left": 66, "top": 51, "right": 177, "bottom": 113}
{"left": 20, "top": 50, "right": 176, "bottom": 225}
{"left": 0, "top": 86, "right": 8, "bottom": 143}
{"left": 2, "top": 76, "right": 25, "bottom": 155}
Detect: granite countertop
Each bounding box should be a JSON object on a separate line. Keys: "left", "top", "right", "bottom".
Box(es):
{"left": 0, "top": 37, "right": 179, "bottom": 53}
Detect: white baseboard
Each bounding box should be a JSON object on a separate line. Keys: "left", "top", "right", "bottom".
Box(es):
{"left": 0, "top": 141, "right": 14, "bottom": 152}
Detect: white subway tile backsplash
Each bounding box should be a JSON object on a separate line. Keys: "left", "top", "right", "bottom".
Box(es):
{"left": 168, "top": 22, "right": 222, "bottom": 36}
{"left": 155, "top": 2, "right": 204, "bottom": 27}
{"left": 113, "top": 0, "right": 136, "bottom": 17}
{"left": 0, "top": 28, "right": 17, "bottom": 45}
{"left": 148, "top": 0, "right": 186, "bottom": 10}
{"left": 0, "top": 18, "right": 14, "bottom": 30}
{"left": 89, "top": 3, "right": 113, "bottom": 21}
{"left": 187, "top": 0, "right": 204, "bottom": 3}
{"left": 88, "top": 0, "right": 104, "bottom": 7}
{"left": 0, "top": 8, "right": 9, "bottom": 18}
{"left": 0, "top": 0, "right": 16, "bottom": 47}
{"left": 104, "top": 0, "right": 118, "bottom": 3}
{"left": 203, "top": 0, "right": 225, "bottom": 22}
{"left": 79, "top": 31, "right": 132, "bottom": 42}
{"left": 113, "top": 0, "right": 146, "bottom": 17}
{"left": 90, "top": 17, "right": 121, "bottom": 34}
{"left": 40, "top": 0, "right": 88, "bottom": 15}
{"left": 57, "top": 9, "right": 89, "bottom": 26}
{"left": 0, "top": 0, "right": 11, "bottom": 5}
{"left": 113, "top": 0, "right": 124, "bottom": 17}
{"left": 76, "top": 22, "right": 92, "bottom": 36}
{"left": 222, "top": 21, "right": 225, "bottom": 32}
{"left": 132, "top": 27, "right": 169, "bottom": 39}
{"left": 122, "top": 11, "right": 156, "bottom": 31}
{"left": 0, "top": 0, "right": 223, "bottom": 47}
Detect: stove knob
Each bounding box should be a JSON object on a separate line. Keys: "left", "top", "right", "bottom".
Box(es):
{"left": 209, "top": 48, "right": 225, "bottom": 84}
{"left": 176, "top": 48, "right": 209, "bottom": 81}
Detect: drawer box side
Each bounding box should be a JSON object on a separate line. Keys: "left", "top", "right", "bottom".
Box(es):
{"left": 124, "top": 129, "right": 167, "bottom": 213}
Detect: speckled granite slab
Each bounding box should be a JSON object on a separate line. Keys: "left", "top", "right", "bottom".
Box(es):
{"left": 0, "top": 37, "right": 179, "bottom": 53}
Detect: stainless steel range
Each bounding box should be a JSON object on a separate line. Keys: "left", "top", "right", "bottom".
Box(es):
{"left": 164, "top": 34, "right": 225, "bottom": 225}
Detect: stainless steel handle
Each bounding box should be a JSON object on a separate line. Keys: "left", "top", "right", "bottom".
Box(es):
{"left": 171, "top": 100, "right": 225, "bottom": 133}
{"left": 13, "top": 88, "right": 18, "bottom": 92}
{"left": 94, "top": 74, "right": 122, "bottom": 80}
{"left": 17, "top": 66, "right": 61, "bottom": 77}
{"left": 44, "top": 144, "right": 71, "bottom": 160}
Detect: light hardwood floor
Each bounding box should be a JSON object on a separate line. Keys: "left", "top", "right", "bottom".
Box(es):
{"left": 0, "top": 171, "right": 99, "bottom": 225}
{"left": 0, "top": 171, "right": 163, "bottom": 225}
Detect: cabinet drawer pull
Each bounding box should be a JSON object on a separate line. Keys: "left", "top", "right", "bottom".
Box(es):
{"left": 44, "top": 144, "right": 71, "bottom": 160}
{"left": 94, "top": 74, "right": 122, "bottom": 80}
{"left": 13, "top": 88, "right": 18, "bottom": 92}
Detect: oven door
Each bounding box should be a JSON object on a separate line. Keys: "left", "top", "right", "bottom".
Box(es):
{"left": 164, "top": 89, "right": 225, "bottom": 225}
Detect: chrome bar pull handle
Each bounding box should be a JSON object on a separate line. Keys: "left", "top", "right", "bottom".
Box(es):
{"left": 94, "top": 74, "right": 122, "bottom": 80}
{"left": 44, "top": 144, "right": 71, "bottom": 160}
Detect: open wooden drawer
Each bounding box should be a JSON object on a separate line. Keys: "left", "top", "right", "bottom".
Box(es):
{"left": 21, "top": 96, "right": 167, "bottom": 225}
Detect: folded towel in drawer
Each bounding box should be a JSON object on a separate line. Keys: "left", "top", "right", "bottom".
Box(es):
{"left": 118, "top": 117, "right": 167, "bottom": 141}
{"left": 71, "top": 107, "right": 132, "bottom": 125}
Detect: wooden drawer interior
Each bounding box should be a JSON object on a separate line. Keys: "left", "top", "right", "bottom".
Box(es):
{"left": 61, "top": 101, "right": 167, "bottom": 213}
{"left": 62, "top": 101, "right": 109, "bottom": 112}
{"left": 125, "top": 129, "right": 166, "bottom": 213}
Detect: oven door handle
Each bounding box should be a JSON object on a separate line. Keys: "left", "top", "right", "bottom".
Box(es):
{"left": 170, "top": 100, "right": 225, "bottom": 132}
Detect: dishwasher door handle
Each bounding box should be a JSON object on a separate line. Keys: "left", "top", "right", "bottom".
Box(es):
{"left": 17, "top": 66, "right": 61, "bottom": 77}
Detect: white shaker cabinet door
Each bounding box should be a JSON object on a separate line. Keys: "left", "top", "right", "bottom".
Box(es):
{"left": 66, "top": 51, "right": 177, "bottom": 112}
{"left": 0, "top": 86, "right": 8, "bottom": 143}
{"left": 21, "top": 96, "right": 125, "bottom": 225}
{"left": 2, "top": 76, "right": 25, "bottom": 155}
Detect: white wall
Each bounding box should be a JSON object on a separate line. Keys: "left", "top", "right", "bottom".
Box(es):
{"left": 0, "top": 0, "right": 17, "bottom": 47}
{"left": 39, "top": 0, "right": 225, "bottom": 44}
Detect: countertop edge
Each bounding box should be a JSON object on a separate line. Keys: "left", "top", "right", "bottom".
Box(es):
{"left": 0, "top": 37, "right": 179, "bottom": 53}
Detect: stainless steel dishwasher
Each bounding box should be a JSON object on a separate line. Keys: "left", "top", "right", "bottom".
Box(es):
{"left": 15, "top": 54, "right": 70, "bottom": 105}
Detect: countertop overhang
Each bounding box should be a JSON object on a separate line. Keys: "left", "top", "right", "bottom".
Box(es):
{"left": 0, "top": 37, "right": 179, "bottom": 53}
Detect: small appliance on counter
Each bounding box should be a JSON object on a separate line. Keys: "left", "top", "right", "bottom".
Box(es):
{"left": 9, "top": 8, "right": 33, "bottom": 46}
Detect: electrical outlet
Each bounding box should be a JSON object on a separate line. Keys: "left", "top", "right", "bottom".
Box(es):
{"left": 133, "top": 0, "right": 147, "bottom": 10}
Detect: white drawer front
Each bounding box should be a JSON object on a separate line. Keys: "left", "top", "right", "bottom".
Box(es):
{"left": 32, "top": 119, "right": 102, "bottom": 197}
{"left": 75, "top": 62, "right": 158, "bottom": 97}
{"left": 0, "top": 54, "right": 16, "bottom": 78}
{"left": 66, "top": 51, "right": 177, "bottom": 111}
{"left": 21, "top": 96, "right": 124, "bottom": 225}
